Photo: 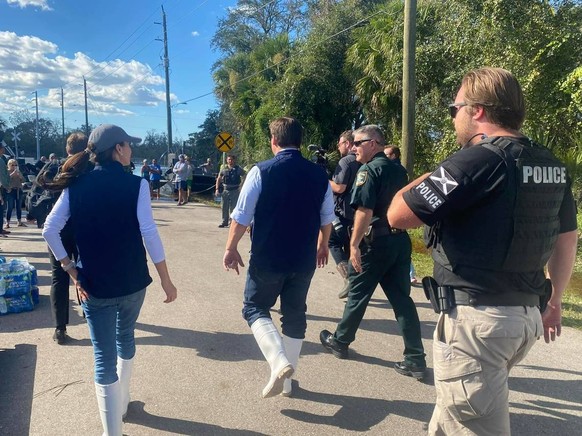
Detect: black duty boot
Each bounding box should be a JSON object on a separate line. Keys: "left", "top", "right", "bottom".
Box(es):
{"left": 53, "top": 328, "right": 68, "bottom": 345}
{"left": 320, "top": 330, "right": 349, "bottom": 359}
{"left": 394, "top": 361, "right": 426, "bottom": 380}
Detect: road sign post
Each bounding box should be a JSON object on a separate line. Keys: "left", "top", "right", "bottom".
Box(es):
{"left": 12, "top": 132, "right": 20, "bottom": 158}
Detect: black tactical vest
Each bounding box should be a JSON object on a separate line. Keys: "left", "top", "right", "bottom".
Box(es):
{"left": 431, "top": 136, "right": 567, "bottom": 273}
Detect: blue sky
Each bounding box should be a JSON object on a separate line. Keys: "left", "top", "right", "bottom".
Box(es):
{"left": 0, "top": 0, "right": 238, "bottom": 142}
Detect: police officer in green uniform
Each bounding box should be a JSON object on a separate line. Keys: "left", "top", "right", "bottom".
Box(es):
{"left": 320, "top": 124, "right": 426, "bottom": 379}
{"left": 388, "top": 68, "right": 578, "bottom": 435}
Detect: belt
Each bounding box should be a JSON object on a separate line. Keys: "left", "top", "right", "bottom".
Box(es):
{"left": 453, "top": 289, "right": 540, "bottom": 307}
{"left": 372, "top": 227, "right": 406, "bottom": 236}
{"left": 224, "top": 185, "right": 239, "bottom": 190}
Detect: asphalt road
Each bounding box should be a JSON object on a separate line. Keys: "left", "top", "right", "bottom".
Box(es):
{"left": 1, "top": 200, "right": 580, "bottom": 435}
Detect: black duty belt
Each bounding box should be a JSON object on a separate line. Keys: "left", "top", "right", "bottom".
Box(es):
{"left": 224, "top": 185, "right": 240, "bottom": 190}
{"left": 453, "top": 289, "right": 539, "bottom": 307}
{"left": 373, "top": 227, "right": 406, "bottom": 236}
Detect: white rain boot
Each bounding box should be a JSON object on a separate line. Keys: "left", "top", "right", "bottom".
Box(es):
{"left": 95, "top": 381, "right": 122, "bottom": 436}
{"left": 117, "top": 356, "right": 133, "bottom": 419}
{"left": 281, "top": 335, "right": 303, "bottom": 397}
{"left": 251, "top": 317, "right": 294, "bottom": 398}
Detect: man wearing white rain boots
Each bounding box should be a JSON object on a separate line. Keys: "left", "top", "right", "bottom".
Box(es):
{"left": 223, "top": 117, "right": 334, "bottom": 398}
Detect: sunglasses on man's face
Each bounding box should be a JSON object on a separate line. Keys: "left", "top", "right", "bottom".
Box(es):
{"left": 448, "top": 102, "right": 468, "bottom": 119}
{"left": 353, "top": 138, "right": 375, "bottom": 147}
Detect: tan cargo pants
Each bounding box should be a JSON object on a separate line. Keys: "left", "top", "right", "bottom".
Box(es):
{"left": 428, "top": 305, "right": 542, "bottom": 436}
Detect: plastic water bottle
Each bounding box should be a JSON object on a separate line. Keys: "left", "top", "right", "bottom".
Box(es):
{"left": 0, "top": 297, "right": 7, "bottom": 315}
{"left": 214, "top": 193, "right": 222, "bottom": 204}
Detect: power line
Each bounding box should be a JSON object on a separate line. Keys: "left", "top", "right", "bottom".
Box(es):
{"left": 176, "top": 7, "right": 397, "bottom": 106}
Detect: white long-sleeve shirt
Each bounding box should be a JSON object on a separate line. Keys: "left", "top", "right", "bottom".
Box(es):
{"left": 42, "top": 178, "right": 165, "bottom": 266}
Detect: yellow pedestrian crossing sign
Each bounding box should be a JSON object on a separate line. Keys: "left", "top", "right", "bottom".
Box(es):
{"left": 215, "top": 132, "right": 235, "bottom": 152}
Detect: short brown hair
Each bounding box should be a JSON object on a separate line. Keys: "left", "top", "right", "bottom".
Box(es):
{"left": 386, "top": 145, "right": 400, "bottom": 159}
{"left": 339, "top": 130, "right": 353, "bottom": 144}
{"left": 269, "top": 117, "right": 302, "bottom": 148}
{"left": 462, "top": 68, "right": 525, "bottom": 130}
{"left": 66, "top": 132, "right": 88, "bottom": 155}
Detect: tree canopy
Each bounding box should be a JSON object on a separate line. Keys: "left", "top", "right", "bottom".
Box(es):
{"left": 199, "top": 0, "right": 581, "bottom": 191}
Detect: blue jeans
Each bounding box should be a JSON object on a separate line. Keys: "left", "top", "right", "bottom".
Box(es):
{"left": 242, "top": 263, "right": 315, "bottom": 339}
{"left": 81, "top": 289, "right": 146, "bottom": 384}
{"left": 5, "top": 189, "right": 22, "bottom": 222}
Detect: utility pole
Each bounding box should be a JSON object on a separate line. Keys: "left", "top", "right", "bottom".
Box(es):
{"left": 401, "top": 0, "right": 417, "bottom": 176}
{"left": 34, "top": 90, "right": 40, "bottom": 160}
{"left": 61, "top": 87, "right": 65, "bottom": 148}
{"left": 83, "top": 77, "right": 89, "bottom": 137}
{"left": 156, "top": 6, "right": 172, "bottom": 163}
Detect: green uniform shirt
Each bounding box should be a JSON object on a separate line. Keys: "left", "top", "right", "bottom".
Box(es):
{"left": 350, "top": 152, "right": 409, "bottom": 227}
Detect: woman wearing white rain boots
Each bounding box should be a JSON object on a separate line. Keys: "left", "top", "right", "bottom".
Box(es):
{"left": 222, "top": 117, "right": 335, "bottom": 398}
{"left": 43, "top": 124, "right": 178, "bottom": 435}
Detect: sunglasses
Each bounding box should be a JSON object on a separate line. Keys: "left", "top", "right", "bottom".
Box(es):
{"left": 448, "top": 102, "right": 468, "bottom": 118}
{"left": 353, "top": 138, "right": 375, "bottom": 147}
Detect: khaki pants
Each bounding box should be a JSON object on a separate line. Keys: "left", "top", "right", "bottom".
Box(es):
{"left": 428, "top": 305, "right": 542, "bottom": 436}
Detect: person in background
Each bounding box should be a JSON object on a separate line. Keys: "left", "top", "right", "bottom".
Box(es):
{"left": 140, "top": 159, "right": 150, "bottom": 181}
{"left": 184, "top": 156, "right": 194, "bottom": 204}
{"left": 5, "top": 159, "right": 26, "bottom": 228}
{"left": 35, "top": 155, "right": 48, "bottom": 172}
{"left": 43, "top": 124, "right": 178, "bottom": 436}
{"left": 149, "top": 159, "right": 162, "bottom": 200}
{"left": 329, "top": 130, "right": 361, "bottom": 298}
{"left": 223, "top": 117, "right": 334, "bottom": 398}
{"left": 173, "top": 154, "right": 189, "bottom": 205}
{"left": 384, "top": 146, "right": 419, "bottom": 284}
{"left": 200, "top": 157, "right": 213, "bottom": 175}
{"left": 41, "top": 133, "right": 90, "bottom": 344}
{"left": 0, "top": 143, "right": 11, "bottom": 236}
{"left": 215, "top": 155, "right": 245, "bottom": 228}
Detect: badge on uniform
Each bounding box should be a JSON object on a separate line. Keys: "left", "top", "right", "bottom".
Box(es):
{"left": 429, "top": 167, "right": 459, "bottom": 196}
{"left": 356, "top": 171, "right": 368, "bottom": 186}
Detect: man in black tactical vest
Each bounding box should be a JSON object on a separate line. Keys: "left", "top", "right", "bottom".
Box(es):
{"left": 388, "top": 67, "right": 578, "bottom": 435}
{"left": 215, "top": 154, "right": 245, "bottom": 228}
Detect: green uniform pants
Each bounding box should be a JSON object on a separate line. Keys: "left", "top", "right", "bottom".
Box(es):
{"left": 334, "top": 232, "right": 425, "bottom": 366}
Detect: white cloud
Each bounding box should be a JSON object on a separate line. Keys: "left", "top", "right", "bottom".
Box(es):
{"left": 7, "top": 0, "right": 52, "bottom": 11}
{"left": 0, "top": 31, "right": 167, "bottom": 117}
{"left": 191, "top": 31, "right": 200, "bottom": 37}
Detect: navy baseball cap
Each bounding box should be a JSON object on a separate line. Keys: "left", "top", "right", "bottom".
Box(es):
{"left": 89, "top": 124, "right": 142, "bottom": 153}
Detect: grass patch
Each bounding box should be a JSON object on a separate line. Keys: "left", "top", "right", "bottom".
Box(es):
{"left": 409, "top": 226, "right": 582, "bottom": 331}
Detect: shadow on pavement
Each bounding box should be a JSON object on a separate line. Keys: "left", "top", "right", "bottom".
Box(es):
{"left": 281, "top": 385, "right": 433, "bottom": 431}
{"left": 135, "top": 322, "right": 261, "bottom": 362}
{"left": 510, "top": 400, "right": 582, "bottom": 434}
{"left": 125, "top": 400, "right": 267, "bottom": 435}
{"left": 0, "top": 344, "right": 36, "bottom": 435}
{"left": 509, "top": 374, "right": 582, "bottom": 404}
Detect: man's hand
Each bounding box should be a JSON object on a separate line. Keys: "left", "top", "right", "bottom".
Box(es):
{"left": 161, "top": 279, "right": 178, "bottom": 303}
{"left": 223, "top": 248, "right": 244, "bottom": 275}
{"left": 316, "top": 244, "right": 329, "bottom": 268}
{"left": 542, "top": 301, "right": 562, "bottom": 343}
{"left": 350, "top": 245, "right": 362, "bottom": 273}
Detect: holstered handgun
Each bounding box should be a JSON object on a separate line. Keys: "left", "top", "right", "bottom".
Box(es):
{"left": 362, "top": 225, "right": 373, "bottom": 245}
{"left": 539, "top": 279, "right": 552, "bottom": 314}
{"left": 422, "top": 277, "right": 440, "bottom": 314}
{"left": 422, "top": 277, "right": 453, "bottom": 314}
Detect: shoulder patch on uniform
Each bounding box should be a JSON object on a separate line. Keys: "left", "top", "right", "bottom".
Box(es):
{"left": 428, "top": 167, "right": 459, "bottom": 196}
{"left": 356, "top": 171, "right": 368, "bottom": 186}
